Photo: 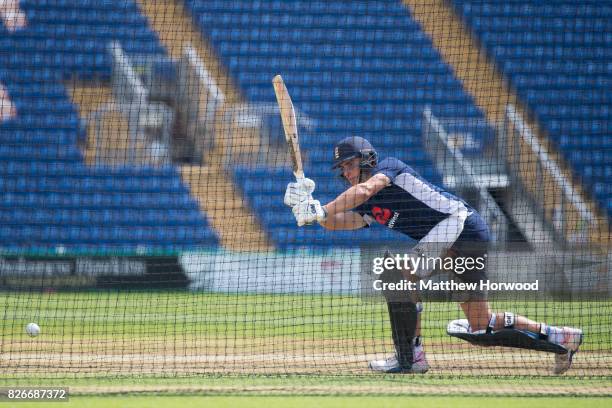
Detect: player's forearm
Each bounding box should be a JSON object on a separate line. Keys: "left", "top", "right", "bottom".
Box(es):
{"left": 319, "top": 212, "right": 365, "bottom": 230}
{"left": 323, "top": 184, "right": 370, "bottom": 216}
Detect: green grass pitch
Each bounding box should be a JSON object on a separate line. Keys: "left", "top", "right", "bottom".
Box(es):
{"left": 3, "top": 396, "right": 611, "bottom": 408}
{"left": 0, "top": 291, "right": 610, "bottom": 399}
{"left": 1, "top": 292, "right": 609, "bottom": 345}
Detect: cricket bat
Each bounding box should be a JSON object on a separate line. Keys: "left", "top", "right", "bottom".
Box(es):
{"left": 272, "top": 75, "right": 305, "bottom": 181}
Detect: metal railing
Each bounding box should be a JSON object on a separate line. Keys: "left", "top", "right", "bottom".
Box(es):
{"left": 503, "top": 104, "right": 595, "bottom": 244}
{"left": 87, "top": 42, "right": 173, "bottom": 166}
{"left": 423, "top": 107, "right": 509, "bottom": 246}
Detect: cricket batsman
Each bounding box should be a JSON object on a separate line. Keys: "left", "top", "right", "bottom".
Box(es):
{"left": 284, "top": 136, "right": 583, "bottom": 374}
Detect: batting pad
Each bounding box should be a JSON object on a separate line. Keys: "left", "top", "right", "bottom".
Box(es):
{"left": 447, "top": 319, "right": 568, "bottom": 354}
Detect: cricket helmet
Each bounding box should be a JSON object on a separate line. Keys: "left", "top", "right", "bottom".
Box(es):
{"left": 331, "top": 136, "right": 378, "bottom": 170}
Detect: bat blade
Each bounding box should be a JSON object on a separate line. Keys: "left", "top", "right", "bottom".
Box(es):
{"left": 273, "top": 75, "right": 304, "bottom": 180}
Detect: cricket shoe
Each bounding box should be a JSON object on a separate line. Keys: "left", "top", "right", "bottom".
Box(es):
{"left": 368, "top": 343, "right": 429, "bottom": 374}
{"left": 552, "top": 327, "right": 583, "bottom": 375}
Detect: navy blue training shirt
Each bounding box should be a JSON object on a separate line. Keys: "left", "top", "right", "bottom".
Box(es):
{"left": 354, "top": 157, "right": 483, "bottom": 241}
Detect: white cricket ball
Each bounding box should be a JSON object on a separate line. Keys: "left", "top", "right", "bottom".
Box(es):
{"left": 26, "top": 322, "right": 40, "bottom": 337}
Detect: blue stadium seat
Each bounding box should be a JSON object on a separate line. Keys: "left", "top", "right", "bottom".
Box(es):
{"left": 0, "top": 2, "right": 219, "bottom": 253}
{"left": 454, "top": 0, "right": 612, "bottom": 219}
{"left": 0, "top": 57, "right": 219, "bottom": 254}
{"left": 12, "top": 0, "right": 166, "bottom": 80}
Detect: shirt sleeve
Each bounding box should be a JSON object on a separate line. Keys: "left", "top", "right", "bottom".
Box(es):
{"left": 352, "top": 207, "right": 371, "bottom": 228}
{"left": 372, "top": 157, "right": 405, "bottom": 182}
{"left": 361, "top": 214, "right": 374, "bottom": 226}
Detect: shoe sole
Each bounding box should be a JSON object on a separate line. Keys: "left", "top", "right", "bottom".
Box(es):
{"left": 368, "top": 362, "right": 429, "bottom": 374}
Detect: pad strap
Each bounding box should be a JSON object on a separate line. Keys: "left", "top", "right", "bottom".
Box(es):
{"left": 539, "top": 324, "right": 549, "bottom": 340}
{"left": 486, "top": 313, "right": 496, "bottom": 334}
{"left": 487, "top": 312, "right": 515, "bottom": 334}
{"left": 503, "top": 312, "right": 515, "bottom": 329}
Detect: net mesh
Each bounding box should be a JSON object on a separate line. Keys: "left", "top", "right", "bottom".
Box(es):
{"left": 0, "top": 0, "right": 610, "bottom": 384}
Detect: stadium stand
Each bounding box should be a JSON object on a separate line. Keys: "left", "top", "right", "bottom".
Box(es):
{"left": 185, "top": 0, "right": 495, "bottom": 248}
{"left": 452, "top": 0, "right": 612, "bottom": 218}
{"left": 0, "top": 0, "right": 219, "bottom": 254}
{"left": 7, "top": 0, "right": 165, "bottom": 80}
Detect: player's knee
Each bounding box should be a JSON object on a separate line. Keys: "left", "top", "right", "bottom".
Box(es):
{"left": 470, "top": 312, "right": 515, "bottom": 332}
{"left": 461, "top": 300, "right": 492, "bottom": 332}
{"left": 468, "top": 312, "right": 498, "bottom": 332}
{"left": 468, "top": 315, "right": 490, "bottom": 332}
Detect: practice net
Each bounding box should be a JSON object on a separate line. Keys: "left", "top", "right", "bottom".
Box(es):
{"left": 0, "top": 0, "right": 610, "bottom": 383}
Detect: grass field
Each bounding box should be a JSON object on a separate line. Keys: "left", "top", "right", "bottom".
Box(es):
{"left": 0, "top": 291, "right": 610, "bottom": 398}
{"left": 3, "top": 396, "right": 612, "bottom": 408}
{"left": 2, "top": 292, "right": 609, "bottom": 344}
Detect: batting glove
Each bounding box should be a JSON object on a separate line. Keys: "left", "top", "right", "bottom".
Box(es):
{"left": 283, "top": 177, "right": 315, "bottom": 207}
{"left": 292, "top": 198, "right": 327, "bottom": 226}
